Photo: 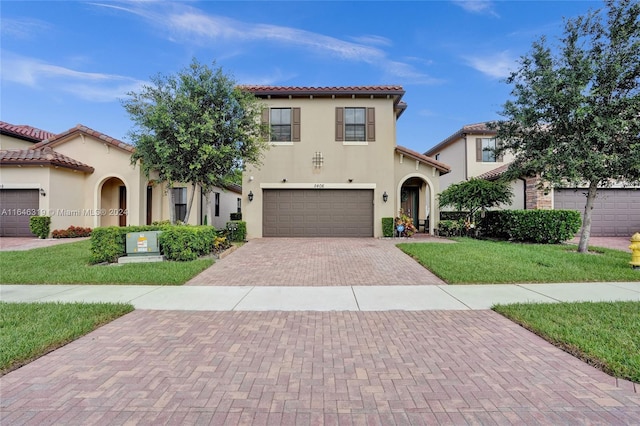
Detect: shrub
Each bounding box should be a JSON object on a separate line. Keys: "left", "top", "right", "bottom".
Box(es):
{"left": 437, "top": 219, "right": 464, "bottom": 237}
{"left": 90, "top": 225, "right": 169, "bottom": 264}
{"left": 226, "top": 221, "right": 246, "bottom": 242}
{"left": 52, "top": 225, "right": 92, "bottom": 239}
{"left": 29, "top": 216, "right": 51, "bottom": 239}
{"left": 395, "top": 211, "right": 416, "bottom": 237}
{"left": 90, "top": 224, "right": 222, "bottom": 263}
{"left": 382, "top": 217, "right": 394, "bottom": 237}
{"left": 479, "top": 210, "right": 581, "bottom": 243}
{"left": 159, "top": 226, "right": 219, "bottom": 261}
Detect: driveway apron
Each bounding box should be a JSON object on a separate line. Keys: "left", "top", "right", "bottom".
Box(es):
{"left": 187, "top": 238, "right": 446, "bottom": 286}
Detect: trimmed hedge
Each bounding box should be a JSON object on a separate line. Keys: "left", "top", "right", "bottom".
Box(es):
{"left": 90, "top": 225, "right": 168, "bottom": 264}
{"left": 382, "top": 217, "right": 394, "bottom": 237}
{"left": 89, "top": 224, "right": 225, "bottom": 263}
{"left": 440, "top": 211, "right": 470, "bottom": 221}
{"left": 29, "top": 216, "right": 51, "bottom": 239}
{"left": 226, "top": 221, "right": 246, "bottom": 242}
{"left": 52, "top": 225, "right": 92, "bottom": 238}
{"left": 479, "top": 210, "right": 581, "bottom": 244}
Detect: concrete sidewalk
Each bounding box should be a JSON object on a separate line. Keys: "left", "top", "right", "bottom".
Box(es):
{"left": 2, "top": 282, "right": 638, "bottom": 311}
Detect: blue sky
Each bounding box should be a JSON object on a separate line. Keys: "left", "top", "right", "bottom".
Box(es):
{"left": 1, "top": 0, "right": 603, "bottom": 153}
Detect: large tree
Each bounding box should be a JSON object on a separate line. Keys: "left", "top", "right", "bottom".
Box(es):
{"left": 439, "top": 178, "right": 514, "bottom": 224}
{"left": 123, "top": 59, "right": 267, "bottom": 223}
{"left": 493, "top": 0, "right": 640, "bottom": 253}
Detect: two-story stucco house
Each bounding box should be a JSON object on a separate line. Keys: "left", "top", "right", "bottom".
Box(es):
{"left": 0, "top": 121, "right": 241, "bottom": 236}
{"left": 425, "top": 122, "right": 640, "bottom": 236}
{"left": 241, "top": 86, "right": 451, "bottom": 239}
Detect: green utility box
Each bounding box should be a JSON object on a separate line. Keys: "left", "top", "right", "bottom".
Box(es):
{"left": 126, "top": 231, "right": 162, "bottom": 256}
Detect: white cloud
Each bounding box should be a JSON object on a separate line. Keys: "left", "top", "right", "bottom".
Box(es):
{"left": 452, "top": 0, "right": 499, "bottom": 17}
{"left": 464, "top": 51, "right": 516, "bottom": 79}
{"left": 1, "top": 51, "right": 147, "bottom": 102}
{"left": 0, "top": 17, "right": 51, "bottom": 39}
{"left": 93, "top": 1, "right": 439, "bottom": 84}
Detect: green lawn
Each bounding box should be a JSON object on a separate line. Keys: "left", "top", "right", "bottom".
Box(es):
{"left": 0, "top": 301, "right": 134, "bottom": 374}
{"left": 0, "top": 240, "right": 213, "bottom": 285}
{"left": 398, "top": 238, "right": 639, "bottom": 284}
{"left": 493, "top": 301, "right": 640, "bottom": 383}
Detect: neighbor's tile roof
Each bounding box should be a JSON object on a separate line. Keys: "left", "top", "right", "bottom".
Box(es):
{"left": 424, "top": 122, "right": 498, "bottom": 156}
{"left": 477, "top": 163, "right": 511, "bottom": 181}
{"left": 0, "top": 121, "right": 56, "bottom": 142}
{"left": 396, "top": 145, "right": 451, "bottom": 174}
{"left": 0, "top": 146, "right": 95, "bottom": 173}
{"left": 33, "top": 124, "right": 135, "bottom": 153}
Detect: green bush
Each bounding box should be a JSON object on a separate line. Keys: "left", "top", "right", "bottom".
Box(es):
{"left": 89, "top": 225, "right": 169, "bottom": 264}
{"left": 52, "top": 225, "right": 92, "bottom": 238}
{"left": 437, "top": 219, "right": 464, "bottom": 237}
{"left": 226, "top": 221, "right": 246, "bottom": 242}
{"left": 479, "top": 210, "right": 581, "bottom": 243}
{"left": 29, "top": 216, "right": 51, "bottom": 239}
{"left": 382, "top": 217, "right": 394, "bottom": 237}
{"left": 159, "top": 226, "right": 219, "bottom": 261}
{"left": 90, "top": 224, "right": 221, "bottom": 263}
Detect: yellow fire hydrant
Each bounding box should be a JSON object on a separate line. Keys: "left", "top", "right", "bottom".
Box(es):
{"left": 630, "top": 233, "right": 640, "bottom": 269}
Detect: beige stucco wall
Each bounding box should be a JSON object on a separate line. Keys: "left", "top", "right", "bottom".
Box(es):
{"left": 204, "top": 188, "right": 242, "bottom": 230}
{"left": 393, "top": 153, "right": 442, "bottom": 234}
{"left": 0, "top": 134, "right": 35, "bottom": 150}
{"left": 244, "top": 97, "right": 399, "bottom": 238}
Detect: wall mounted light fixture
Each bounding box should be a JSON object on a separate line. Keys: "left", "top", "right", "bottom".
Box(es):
{"left": 248, "top": 191, "right": 254, "bottom": 202}
{"left": 348, "top": 178, "right": 353, "bottom": 183}
{"left": 282, "top": 178, "right": 287, "bottom": 183}
{"left": 382, "top": 191, "right": 388, "bottom": 203}
{"left": 40, "top": 188, "right": 46, "bottom": 197}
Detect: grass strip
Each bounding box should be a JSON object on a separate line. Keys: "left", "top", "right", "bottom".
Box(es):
{"left": 398, "top": 238, "right": 639, "bottom": 284}
{"left": 0, "top": 240, "right": 213, "bottom": 285}
{"left": 493, "top": 301, "right": 640, "bottom": 383}
{"left": 0, "top": 301, "right": 134, "bottom": 375}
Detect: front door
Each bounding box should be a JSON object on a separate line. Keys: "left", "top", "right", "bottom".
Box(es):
{"left": 400, "top": 187, "right": 419, "bottom": 228}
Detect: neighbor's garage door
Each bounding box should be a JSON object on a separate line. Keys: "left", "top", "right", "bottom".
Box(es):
{"left": 0, "top": 189, "right": 39, "bottom": 237}
{"left": 263, "top": 189, "right": 373, "bottom": 237}
{"left": 554, "top": 188, "right": 640, "bottom": 236}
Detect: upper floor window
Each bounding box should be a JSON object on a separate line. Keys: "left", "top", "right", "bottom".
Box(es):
{"left": 262, "top": 107, "right": 300, "bottom": 142}
{"left": 335, "top": 107, "right": 375, "bottom": 142}
{"left": 345, "top": 108, "right": 366, "bottom": 141}
{"left": 476, "top": 137, "right": 502, "bottom": 162}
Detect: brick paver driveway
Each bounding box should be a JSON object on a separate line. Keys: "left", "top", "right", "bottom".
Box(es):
{"left": 2, "top": 310, "right": 638, "bottom": 424}
{"left": 187, "top": 238, "right": 446, "bottom": 286}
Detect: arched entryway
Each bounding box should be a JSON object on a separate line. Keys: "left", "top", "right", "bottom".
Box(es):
{"left": 98, "top": 177, "right": 127, "bottom": 227}
{"left": 398, "top": 175, "right": 434, "bottom": 234}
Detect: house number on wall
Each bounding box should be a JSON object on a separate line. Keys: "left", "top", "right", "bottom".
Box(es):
{"left": 314, "top": 184, "right": 325, "bottom": 188}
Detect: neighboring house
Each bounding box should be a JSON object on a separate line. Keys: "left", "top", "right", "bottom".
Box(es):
{"left": 0, "top": 121, "right": 238, "bottom": 237}
{"left": 241, "top": 86, "right": 451, "bottom": 239}
{"left": 425, "top": 122, "right": 640, "bottom": 236}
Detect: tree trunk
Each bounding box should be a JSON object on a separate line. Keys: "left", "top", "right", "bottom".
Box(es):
{"left": 577, "top": 181, "right": 598, "bottom": 253}
{"left": 183, "top": 183, "right": 197, "bottom": 224}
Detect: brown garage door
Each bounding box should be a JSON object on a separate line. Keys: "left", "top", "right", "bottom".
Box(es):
{"left": 554, "top": 188, "right": 640, "bottom": 236}
{"left": 263, "top": 189, "right": 373, "bottom": 237}
{"left": 0, "top": 189, "right": 39, "bottom": 237}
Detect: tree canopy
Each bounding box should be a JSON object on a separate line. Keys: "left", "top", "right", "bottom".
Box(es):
{"left": 123, "top": 58, "right": 267, "bottom": 223}
{"left": 493, "top": 0, "right": 640, "bottom": 252}
{"left": 438, "top": 178, "right": 514, "bottom": 223}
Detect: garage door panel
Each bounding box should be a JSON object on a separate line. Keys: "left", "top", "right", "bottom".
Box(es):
{"left": 555, "top": 188, "right": 640, "bottom": 237}
{"left": 263, "top": 189, "right": 373, "bottom": 237}
{"left": 0, "top": 189, "right": 39, "bottom": 237}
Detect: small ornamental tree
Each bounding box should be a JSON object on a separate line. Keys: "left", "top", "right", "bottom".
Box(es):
{"left": 438, "top": 178, "right": 513, "bottom": 227}
{"left": 493, "top": 0, "right": 640, "bottom": 253}
{"left": 123, "top": 58, "right": 268, "bottom": 224}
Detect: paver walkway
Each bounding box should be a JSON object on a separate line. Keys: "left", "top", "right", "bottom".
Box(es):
{"left": 187, "top": 238, "right": 447, "bottom": 286}
{"left": 2, "top": 310, "right": 638, "bottom": 425}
